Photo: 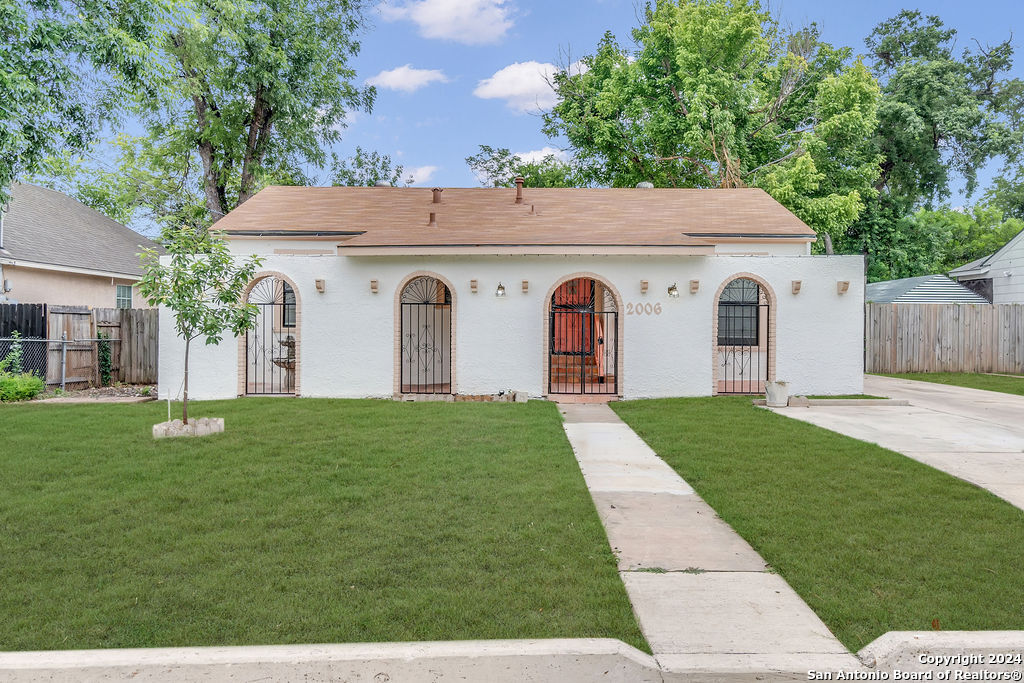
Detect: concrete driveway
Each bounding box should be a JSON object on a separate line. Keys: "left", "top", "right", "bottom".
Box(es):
{"left": 771, "top": 375, "right": 1024, "bottom": 511}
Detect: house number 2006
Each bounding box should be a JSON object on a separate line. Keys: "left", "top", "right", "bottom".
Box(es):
{"left": 626, "top": 302, "right": 663, "bottom": 315}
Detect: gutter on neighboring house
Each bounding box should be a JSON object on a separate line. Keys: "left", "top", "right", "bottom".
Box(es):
{"left": 949, "top": 267, "right": 990, "bottom": 279}
{"left": 0, "top": 257, "right": 142, "bottom": 282}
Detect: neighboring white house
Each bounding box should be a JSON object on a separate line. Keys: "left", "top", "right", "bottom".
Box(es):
{"left": 948, "top": 226, "right": 1024, "bottom": 303}
{"left": 158, "top": 184, "right": 865, "bottom": 402}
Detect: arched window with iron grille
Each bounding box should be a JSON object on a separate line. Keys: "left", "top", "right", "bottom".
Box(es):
{"left": 716, "top": 277, "right": 770, "bottom": 394}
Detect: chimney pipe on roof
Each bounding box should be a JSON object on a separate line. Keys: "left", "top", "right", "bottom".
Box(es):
{"left": 514, "top": 177, "right": 524, "bottom": 204}
{"left": 432, "top": 187, "right": 443, "bottom": 203}
{"left": 428, "top": 212, "right": 437, "bottom": 227}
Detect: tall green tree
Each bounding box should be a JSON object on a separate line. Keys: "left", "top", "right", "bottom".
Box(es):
{"left": 108, "top": 0, "right": 374, "bottom": 225}
{"left": 541, "top": 0, "right": 881, "bottom": 243}
{"left": 465, "top": 145, "right": 583, "bottom": 188}
{"left": 863, "top": 10, "right": 1021, "bottom": 205}
{"left": 0, "top": 0, "right": 163, "bottom": 203}
{"left": 840, "top": 10, "right": 1023, "bottom": 279}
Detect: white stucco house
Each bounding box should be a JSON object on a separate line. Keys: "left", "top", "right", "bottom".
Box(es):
{"left": 158, "top": 183, "right": 865, "bottom": 402}
{"left": 948, "top": 226, "right": 1024, "bottom": 303}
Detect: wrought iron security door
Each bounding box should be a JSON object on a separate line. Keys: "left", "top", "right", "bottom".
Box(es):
{"left": 549, "top": 278, "right": 618, "bottom": 395}
{"left": 245, "top": 277, "right": 296, "bottom": 395}
{"left": 716, "top": 278, "right": 769, "bottom": 394}
{"left": 400, "top": 276, "right": 452, "bottom": 394}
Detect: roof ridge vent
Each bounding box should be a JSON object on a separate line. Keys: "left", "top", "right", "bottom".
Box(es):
{"left": 636, "top": 181, "right": 654, "bottom": 189}
{"left": 432, "top": 187, "right": 443, "bottom": 203}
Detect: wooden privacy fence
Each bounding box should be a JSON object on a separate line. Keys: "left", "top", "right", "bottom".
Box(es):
{"left": 866, "top": 303, "right": 1024, "bottom": 374}
{"left": 46, "top": 306, "right": 97, "bottom": 388}
{"left": 93, "top": 308, "right": 159, "bottom": 384}
{"left": 0, "top": 303, "right": 158, "bottom": 387}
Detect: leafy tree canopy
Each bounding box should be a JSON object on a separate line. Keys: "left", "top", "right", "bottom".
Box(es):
{"left": 331, "top": 147, "right": 408, "bottom": 187}
{"left": 146, "top": 0, "right": 374, "bottom": 223}
{"left": 864, "top": 10, "right": 1022, "bottom": 205}
{"left": 465, "top": 145, "right": 583, "bottom": 188}
{"left": 541, "top": 0, "right": 882, "bottom": 242}
{"left": 0, "top": 0, "right": 164, "bottom": 204}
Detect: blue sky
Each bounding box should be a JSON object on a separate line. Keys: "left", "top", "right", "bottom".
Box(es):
{"left": 333, "top": 0, "right": 1023, "bottom": 202}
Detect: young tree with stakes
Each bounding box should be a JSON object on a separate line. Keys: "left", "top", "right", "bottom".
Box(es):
{"left": 139, "top": 229, "right": 262, "bottom": 424}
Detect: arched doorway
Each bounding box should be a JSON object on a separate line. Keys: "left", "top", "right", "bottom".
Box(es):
{"left": 714, "top": 275, "right": 773, "bottom": 394}
{"left": 546, "top": 276, "right": 619, "bottom": 396}
{"left": 244, "top": 275, "right": 298, "bottom": 395}
{"left": 399, "top": 275, "right": 453, "bottom": 394}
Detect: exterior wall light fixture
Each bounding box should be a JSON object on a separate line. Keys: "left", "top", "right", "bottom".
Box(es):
{"left": 667, "top": 283, "right": 680, "bottom": 298}
{"left": 496, "top": 282, "right": 506, "bottom": 297}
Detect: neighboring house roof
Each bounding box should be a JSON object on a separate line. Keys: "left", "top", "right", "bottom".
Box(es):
{"left": 866, "top": 274, "right": 990, "bottom": 304}
{"left": 0, "top": 183, "right": 163, "bottom": 277}
{"left": 948, "top": 226, "right": 1024, "bottom": 279}
{"left": 215, "top": 186, "right": 817, "bottom": 249}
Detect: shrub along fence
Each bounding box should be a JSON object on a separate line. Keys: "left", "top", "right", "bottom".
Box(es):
{"left": 0, "top": 304, "right": 158, "bottom": 388}
{"left": 866, "top": 303, "right": 1024, "bottom": 374}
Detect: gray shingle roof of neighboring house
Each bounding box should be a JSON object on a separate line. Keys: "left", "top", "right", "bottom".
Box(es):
{"left": 866, "top": 274, "right": 990, "bottom": 304}
{"left": 0, "top": 183, "right": 163, "bottom": 277}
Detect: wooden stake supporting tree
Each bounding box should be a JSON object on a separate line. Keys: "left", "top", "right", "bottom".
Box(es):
{"left": 139, "top": 228, "right": 262, "bottom": 431}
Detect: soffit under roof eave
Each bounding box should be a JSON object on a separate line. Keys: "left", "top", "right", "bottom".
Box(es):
{"left": 335, "top": 245, "right": 717, "bottom": 256}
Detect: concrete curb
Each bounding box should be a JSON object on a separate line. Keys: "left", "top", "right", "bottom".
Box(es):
{"left": 0, "top": 638, "right": 664, "bottom": 682}
{"left": 859, "top": 631, "right": 1024, "bottom": 673}
{"left": 32, "top": 396, "right": 156, "bottom": 404}
{"left": 753, "top": 398, "right": 911, "bottom": 407}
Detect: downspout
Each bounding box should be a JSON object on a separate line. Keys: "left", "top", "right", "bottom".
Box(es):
{"left": 0, "top": 203, "right": 6, "bottom": 302}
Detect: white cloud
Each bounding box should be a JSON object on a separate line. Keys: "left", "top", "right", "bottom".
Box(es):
{"left": 406, "top": 165, "right": 439, "bottom": 185}
{"left": 366, "top": 64, "right": 449, "bottom": 93}
{"left": 378, "top": 0, "right": 513, "bottom": 46}
{"left": 515, "top": 146, "right": 569, "bottom": 164}
{"left": 474, "top": 61, "right": 558, "bottom": 113}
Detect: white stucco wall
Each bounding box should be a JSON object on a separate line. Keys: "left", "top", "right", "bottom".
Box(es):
{"left": 158, "top": 253, "right": 865, "bottom": 401}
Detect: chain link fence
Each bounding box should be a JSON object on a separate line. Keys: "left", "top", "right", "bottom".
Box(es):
{"left": 0, "top": 336, "right": 123, "bottom": 390}
{"left": 0, "top": 337, "right": 48, "bottom": 378}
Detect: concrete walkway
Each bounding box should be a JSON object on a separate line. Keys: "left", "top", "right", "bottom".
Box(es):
{"left": 559, "top": 404, "right": 861, "bottom": 680}
{"left": 772, "top": 375, "right": 1024, "bottom": 511}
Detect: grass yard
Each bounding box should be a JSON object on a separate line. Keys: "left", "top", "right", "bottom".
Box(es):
{"left": 0, "top": 399, "right": 646, "bottom": 652}
{"left": 612, "top": 397, "right": 1024, "bottom": 652}
{"left": 877, "top": 372, "right": 1024, "bottom": 397}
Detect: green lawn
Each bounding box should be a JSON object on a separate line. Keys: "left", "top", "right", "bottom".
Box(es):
{"left": 877, "top": 372, "right": 1024, "bottom": 397}
{"left": 0, "top": 399, "right": 646, "bottom": 652}
{"left": 612, "top": 397, "right": 1024, "bottom": 652}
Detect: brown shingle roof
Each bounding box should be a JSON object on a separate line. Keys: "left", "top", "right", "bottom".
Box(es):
{"left": 1, "top": 183, "right": 163, "bottom": 276}
{"left": 217, "top": 186, "right": 816, "bottom": 247}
